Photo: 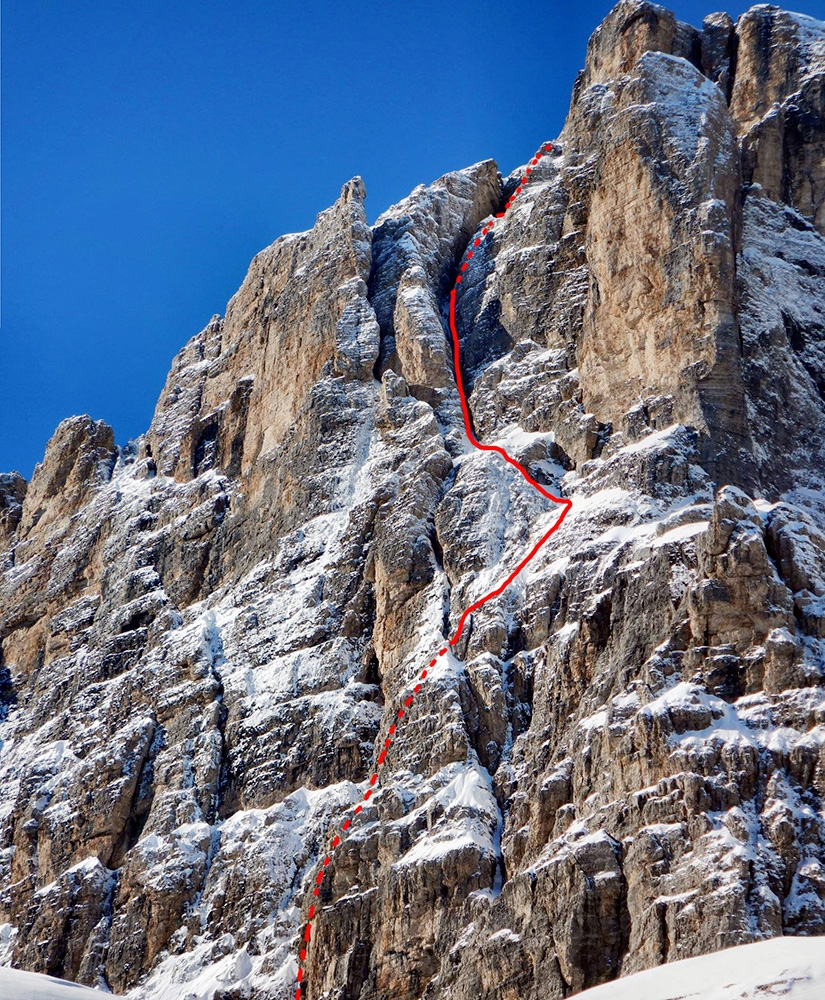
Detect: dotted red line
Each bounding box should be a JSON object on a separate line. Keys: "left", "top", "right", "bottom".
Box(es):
{"left": 293, "top": 647, "right": 448, "bottom": 999}
{"left": 292, "top": 142, "right": 573, "bottom": 999}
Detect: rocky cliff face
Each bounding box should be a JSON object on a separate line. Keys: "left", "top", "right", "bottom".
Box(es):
{"left": 2, "top": 2, "right": 825, "bottom": 997}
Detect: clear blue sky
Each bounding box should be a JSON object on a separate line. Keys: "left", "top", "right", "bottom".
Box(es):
{"left": 4, "top": 0, "right": 823, "bottom": 477}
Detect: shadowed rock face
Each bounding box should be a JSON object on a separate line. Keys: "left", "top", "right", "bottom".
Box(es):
{"left": 2, "top": 3, "right": 825, "bottom": 999}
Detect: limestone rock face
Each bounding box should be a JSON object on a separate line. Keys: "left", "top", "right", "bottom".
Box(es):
{"left": 731, "top": 5, "right": 825, "bottom": 233}
{"left": 573, "top": 50, "right": 747, "bottom": 481}
{"left": 146, "top": 178, "right": 376, "bottom": 483}
{"left": 2, "top": 4, "right": 825, "bottom": 1000}
{"left": 573, "top": 0, "right": 701, "bottom": 93}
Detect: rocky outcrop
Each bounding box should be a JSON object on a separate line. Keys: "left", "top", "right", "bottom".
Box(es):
{"left": 732, "top": 5, "right": 825, "bottom": 233}
{"left": 1, "top": 3, "right": 825, "bottom": 999}
{"left": 146, "top": 177, "right": 376, "bottom": 482}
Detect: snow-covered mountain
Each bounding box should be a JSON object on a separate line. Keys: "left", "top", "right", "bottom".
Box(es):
{"left": 2, "top": 2, "right": 825, "bottom": 998}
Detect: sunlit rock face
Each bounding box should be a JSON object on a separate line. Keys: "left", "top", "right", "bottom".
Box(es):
{"left": 2, "top": 3, "right": 825, "bottom": 998}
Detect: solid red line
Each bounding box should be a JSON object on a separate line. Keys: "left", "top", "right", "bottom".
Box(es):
{"left": 448, "top": 292, "right": 567, "bottom": 505}
{"left": 450, "top": 508, "right": 570, "bottom": 646}
{"left": 447, "top": 278, "right": 572, "bottom": 645}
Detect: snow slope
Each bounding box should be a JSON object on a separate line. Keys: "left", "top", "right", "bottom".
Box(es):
{"left": 577, "top": 938, "right": 825, "bottom": 1000}
{"left": 0, "top": 966, "right": 114, "bottom": 999}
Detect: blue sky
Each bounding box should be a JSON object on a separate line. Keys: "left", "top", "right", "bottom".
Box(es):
{"left": 4, "top": 0, "right": 823, "bottom": 477}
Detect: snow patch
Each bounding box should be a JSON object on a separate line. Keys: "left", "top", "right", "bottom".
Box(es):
{"left": 0, "top": 966, "right": 113, "bottom": 998}
{"left": 575, "top": 936, "right": 825, "bottom": 1000}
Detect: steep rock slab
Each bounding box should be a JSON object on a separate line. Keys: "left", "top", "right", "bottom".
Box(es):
{"left": 732, "top": 6, "right": 825, "bottom": 235}
{"left": 570, "top": 50, "right": 749, "bottom": 483}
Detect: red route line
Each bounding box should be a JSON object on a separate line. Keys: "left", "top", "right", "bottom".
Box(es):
{"left": 293, "top": 141, "right": 571, "bottom": 999}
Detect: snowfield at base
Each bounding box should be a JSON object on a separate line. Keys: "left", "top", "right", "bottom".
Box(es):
{"left": 0, "top": 966, "right": 114, "bottom": 999}
{"left": 1, "top": 937, "right": 823, "bottom": 1000}
{"left": 576, "top": 938, "right": 825, "bottom": 1000}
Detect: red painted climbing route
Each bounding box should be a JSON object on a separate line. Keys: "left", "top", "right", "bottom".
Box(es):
{"left": 293, "top": 141, "right": 572, "bottom": 1000}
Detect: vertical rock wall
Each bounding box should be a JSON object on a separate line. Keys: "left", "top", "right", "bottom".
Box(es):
{"left": 1, "top": 3, "right": 825, "bottom": 999}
